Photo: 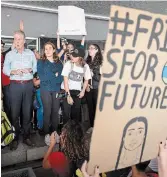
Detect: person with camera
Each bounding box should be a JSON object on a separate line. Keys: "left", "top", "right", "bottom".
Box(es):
{"left": 61, "top": 47, "right": 91, "bottom": 123}
{"left": 37, "top": 42, "right": 63, "bottom": 135}
{"left": 56, "top": 30, "right": 86, "bottom": 64}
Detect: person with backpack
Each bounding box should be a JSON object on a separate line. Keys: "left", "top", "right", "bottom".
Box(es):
{"left": 37, "top": 42, "right": 63, "bottom": 135}
{"left": 3, "top": 30, "right": 37, "bottom": 150}
{"left": 61, "top": 47, "right": 91, "bottom": 123}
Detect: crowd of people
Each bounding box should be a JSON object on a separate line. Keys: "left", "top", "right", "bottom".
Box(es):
{"left": 1, "top": 21, "right": 103, "bottom": 149}
{"left": 1, "top": 21, "right": 167, "bottom": 177}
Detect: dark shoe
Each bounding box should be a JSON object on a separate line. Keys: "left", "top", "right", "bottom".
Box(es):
{"left": 10, "top": 140, "right": 18, "bottom": 151}
{"left": 23, "top": 138, "right": 35, "bottom": 147}
{"left": 38, "top": 129, "right": 45, "bottom": 136}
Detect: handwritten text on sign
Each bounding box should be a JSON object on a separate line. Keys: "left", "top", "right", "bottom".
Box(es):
{"left": 88, "top": 5, "right": 167, "bottom": 174}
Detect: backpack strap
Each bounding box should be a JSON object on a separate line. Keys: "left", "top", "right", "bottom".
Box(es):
{"left": 1, "top": 129, "right": 15, "bottom": 143}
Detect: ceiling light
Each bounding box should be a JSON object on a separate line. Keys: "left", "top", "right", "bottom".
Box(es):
{"left": 40, "top": 34, "right": 45, "bottom": 37}
{"left": 6, "top": 14, "right": 10, "bottom": 17}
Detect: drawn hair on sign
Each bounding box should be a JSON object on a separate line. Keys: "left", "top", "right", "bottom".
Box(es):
{"left": 115, "top": 117, "right": 148, "bottom": 170}
{"left": 162, "top": 62, "right": 167, "bottom": 85}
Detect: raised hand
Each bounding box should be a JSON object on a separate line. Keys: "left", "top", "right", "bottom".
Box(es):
{"left": 20, "top": 20, "right": 24, "bottom": 31}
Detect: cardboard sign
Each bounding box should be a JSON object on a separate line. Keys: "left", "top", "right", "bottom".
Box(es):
{"left": 58, "top": 6, "right": 87, "bottom": 35}
{"left": 88, "top": 5, "right": 167, "bottom": 173}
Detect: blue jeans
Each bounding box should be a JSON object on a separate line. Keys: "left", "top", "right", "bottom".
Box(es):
{"left": 36, "top": 89, "right": 43, "bottom": 129}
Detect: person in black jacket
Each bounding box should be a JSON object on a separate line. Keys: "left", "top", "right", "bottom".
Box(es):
{"left": 86, "top": 44, "right": 103, "bottom": 127}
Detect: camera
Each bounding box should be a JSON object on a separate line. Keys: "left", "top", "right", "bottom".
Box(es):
{"left": 56, "top": 92, "right": 68, "bottom": 99}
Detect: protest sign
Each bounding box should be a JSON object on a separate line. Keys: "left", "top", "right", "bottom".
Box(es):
{"left": 88, "top": 5, "right": 167, "bottom": 173}
{"left": 58, "top": 6, "right": 87, "bottom": 35}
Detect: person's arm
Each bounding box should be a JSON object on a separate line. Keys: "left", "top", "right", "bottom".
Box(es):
{"left": 20, "top": 20, "right": 24, "bottom": 31}
{"left": 57, "top": 30, "right": 60, "bottom": 50}
{"left": 58, "top": 49, "right": 65, "bottom": 59}
{"left": 43, "top": 132, "right": 57, "bottom": 169}
{"left": 3, "top": 53, "right": 11, "bottom": 76}
{"left": 61, "top": 62, "right": 71, "bottom": 94}
{"left": 64, "top": 76, "right": 70, "bottom": 95}
{"left": 78, "top": 80, "right": 88, "bottom": 99}
{"left": 81, "top": 35, "right": 85, "bottom": 47}
{"left": 3, "top": 53, "right": 23, "bottom": 76}
{"left": 158, "top": 140, "right": 167, "bottom": 177}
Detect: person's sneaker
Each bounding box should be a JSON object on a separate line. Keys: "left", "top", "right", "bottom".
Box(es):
{"left": 23, "top": 138, "right": 35, "bottom": 147}
{"left": 10, "top": 140, "right": 18, "bottom": 151}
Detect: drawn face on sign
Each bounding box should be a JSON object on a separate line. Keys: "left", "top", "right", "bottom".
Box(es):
{"left": 124, "top": 121, "right": 145, "bottom": 151}
{"left": 115, "top": 117, "right": 148, "bottom": 170}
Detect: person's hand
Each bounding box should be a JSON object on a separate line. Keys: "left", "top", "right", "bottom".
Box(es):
{"left": 11, "top": 69, "right": 23, "bottom": 75}
{"left": 22, "top": 68, "right": 32, "bottom": 74}
{"left": 81, "top": 161, "right": 99, "bottom": 177}
{"left": 50, "top": 132, "right": 57, "bottom": 147}
{"left": 20, "top": 20, "right": 24, "bottom": 31}
{"left": 78, "top": 90, "right": 85, "bottom": 98}
{"left": 67, "top": 95, "right": 74, "bottom": 105}
{"left": 158, "top": 140, "right": 167, "bottom": 177}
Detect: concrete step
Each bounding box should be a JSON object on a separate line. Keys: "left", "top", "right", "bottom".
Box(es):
{"left": 2, "top": 132, "right": 59, "bottom": 167}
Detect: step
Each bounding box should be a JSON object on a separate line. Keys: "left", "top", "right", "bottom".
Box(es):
{"left": 2, "top": 132, "right": 59, "bottom": 167}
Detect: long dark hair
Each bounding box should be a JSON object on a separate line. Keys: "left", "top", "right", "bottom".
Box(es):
{"left": 86, "top": 44, "right": 103, "bottom": 69}
{"left": 42, "top": 42, "right": 59, "bottom": 62}
{"left": 115, "top": 117, "right": 148, "bottom": 170}
{"left": 61, "top": 120, "right": 85, "bottom": 164}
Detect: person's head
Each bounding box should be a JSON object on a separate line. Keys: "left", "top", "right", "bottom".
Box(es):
{"left": 60, "top": 120, "right": 85, "bottom": 162}
{"left": 70, "top": 48, "right": 85, "bottom": 67}
{"left": 88, "top": 44, "right": 101, "bottom": 58}
{"left": 31, "top": 48, "right": 40, "bottom": 59}
{"left": 1, "top": 40, "right": 5, "bottom": 54}
{"left": 13, "top": 30, "right": 26, "bottom": 51}
{"left": 42, "top": 42, "right": 59, "bottom": 62}
{"left": 67, "top": 43, "right": 75, "bottom": 52}
{"left": 87, "top": 44, "right": 103, "bottom": 68}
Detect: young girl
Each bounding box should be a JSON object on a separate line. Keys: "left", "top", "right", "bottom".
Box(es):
{"left": 37, "top": 42, "right": 63, "bottom": 135}
{"left": 43, "top": 120, "right": 85, "bottom": 177}
{"left": 86, "top": 44, "right": 103, "bottom": 127}
{"left": 61, "top": 47, "right": 91, "bottom": 123}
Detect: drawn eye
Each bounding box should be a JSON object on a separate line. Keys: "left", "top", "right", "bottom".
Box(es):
{"left": 139, "top": 130, "right": 143, "bottom": 134}
{"left": 128, "top": 132, "right": 132, "bottom": 136}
